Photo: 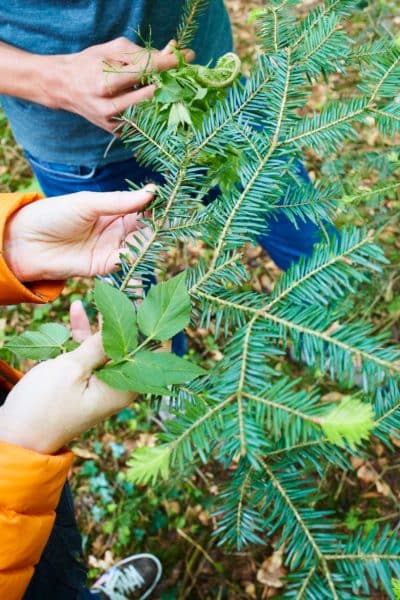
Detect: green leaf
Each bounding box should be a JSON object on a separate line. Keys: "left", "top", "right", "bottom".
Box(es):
{"left": 94, "top": 280, "right": 137, "bottom": 360}
{"left": 6, "top": 323, "right": 70, "bottom": 360}
{"left": 320, "top": 397, "right": 375, "bottom": 449}
{"left": 96, "top": 356, "right": 169, "bottom": 395}
{"left": 134, "top": 351, "right": 206, "bottom": 385}
{"left": 127, "top": 445, "right": 171, "bottom": 485}
{"left": 137, "top": 272, "right": 191, "bottom": 341}
{"left": 154, "top": 76, "right": 185, "bottom": 105}
{"left": 168, "top": 101, "right": 193, "bottom": 129}
{"left": 96, "top": 350, "right": 204, "bottom": 393}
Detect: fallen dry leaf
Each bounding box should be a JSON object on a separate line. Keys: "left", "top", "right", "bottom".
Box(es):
{"left": 71, "top": 446, "right": 99, "bottom": 460}
{"left": 257, "top": 549, "right": 287, "bottom": 589}
{"left": 357, "top": 463, "right": 379, "bottom": 484}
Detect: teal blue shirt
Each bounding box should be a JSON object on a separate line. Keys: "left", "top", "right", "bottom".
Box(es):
{"left": 0, "top": 1, "right": 232, "bottom": 166}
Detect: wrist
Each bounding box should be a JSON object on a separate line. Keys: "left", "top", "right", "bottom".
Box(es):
{"left": 0, "top": 408, "right": 39, "bottom": 453}
{"left": 0, "top": 407, "right": 59, "bottom": 455}
{"left": 34, "top": 53, "right": 72, "bottom": 111}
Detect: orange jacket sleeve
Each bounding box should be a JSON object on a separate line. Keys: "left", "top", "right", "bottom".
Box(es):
{"left": 0, "top": 441, "right": 73, "bottom": 600}
{"left": 0, "top": 192, "right": 70, "bottom": 598}
{"left": 0, "top": 192, "right": 64, "bottom": 304}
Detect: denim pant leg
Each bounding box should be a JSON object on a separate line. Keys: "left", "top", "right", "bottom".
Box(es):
{"left": 258, "top": 212, "right": 325, "bottom": 270}
{"left": 23, "top": 483, "right": 88, "bottom": 600}
{"left": 258, "top": 161, "right": 336, "bottom": 270}
{"left": 25, "top": 152, "right": 165, "bottom": 197}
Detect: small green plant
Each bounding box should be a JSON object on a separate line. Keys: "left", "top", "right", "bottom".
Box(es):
{"left": 7, "top": 0, "right": 400, "bottom": 597}
{"left": 7, "top": 275, "right": 205, "bottom": 394}
{"left": 393, "top": 578, "right": 400, "bottom": 600}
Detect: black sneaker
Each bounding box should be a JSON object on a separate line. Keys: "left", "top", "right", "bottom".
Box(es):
{"left": 90, "top": 553, "right": 162, "bottom": 600}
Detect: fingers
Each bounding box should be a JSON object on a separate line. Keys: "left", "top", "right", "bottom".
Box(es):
{"left": 101, "top": 67, "right": 149, "bottom": 96}
{"left": 161, "top": 39, "right": 177, "bottom": 55}
{"left": 78, "top": 186, "right": 156, "bottom": 217}
{"left": 100, "top": 39, "right": 194, "bottom": 98}
{"left": 71, "top": 332, "right": 107, "bottom": 374}
{"left": 151, "top": 47, "right": 194, "bottom": 72}
{"left": 110, "top": 82, "right": 157, "bottom": 112}
{"left": 70, "top": 300, "right": 92, "bottom": 342}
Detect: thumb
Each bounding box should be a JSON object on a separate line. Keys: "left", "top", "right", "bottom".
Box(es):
{"left": 81, "top": 185, "right": 157, "bottom": 218}
{"left": 70, "top": 300, "right": 92, "bottom": 342}
{"left": 71, "top": 332, "right": 107, "bottom": 375}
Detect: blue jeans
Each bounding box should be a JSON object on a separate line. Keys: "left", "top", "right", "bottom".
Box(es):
{"left": 26, "top": 152, "right": 328, "bottom": 271}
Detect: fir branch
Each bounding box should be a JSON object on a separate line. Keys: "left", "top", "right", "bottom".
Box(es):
{"left": 176, "top": 0, "right": 211, "bottom": 48}
{"left": 264, "top": 439, "right": 326, "bottom": 457}
{"left": 236, "top": 470, "right": 253, "bottom": 545}
{"left": 265, "top": 229, "right": 377, "bottom": 311}
{"left": 168, "top": 394, "right": 235, "bottom": 459}
{"left": 236, "top": 326, "right": 251, "bottom": 456}
{"left": 369, "top": 52, "right": 400, "bottom": 102}
{"left": 119, "top": 160, "right": 189, "bottom": 291}
{"left": 119, "top": 112, "right": 180, "bottom": 167}
{"left": 209, "top": 50, "right": 293, "bottom": 270}
{"left": 193, "top": 58, "right": 272, "bottom": 155}
{"left": 281, "top": 97, "right": 368, "bottom": 150}
{"left": 260, "top": 459, "right": 340, "bottom": 600}
{"left": 297, "top": 565, "right": 317, "bottom": 599}
{"left": 194, "top": 290, "right": 400, "bottom": 376}
{"left": 290, "top": 0, "right": 354, "bottom": 52}
{"left": 243, "top": 391, "right": 320, "bottom": 425}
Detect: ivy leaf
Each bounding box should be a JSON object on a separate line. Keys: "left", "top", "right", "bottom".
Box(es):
{"left": 127, "top": 445, "right": 171, "bottom": 485}
{"left": 94, "top": 280, "right": 137, "bottom": 360}
{"left": 320, "top": 397, "right": 375, "bottom": 448}
{"left": 6, "top": 323, "right": 70, "bottom": 360}
{"left": 139, "top": 351, "right": 206, "bottom": 385}
{"left": 137, "top": 272, "right": 191, "bottom": 341}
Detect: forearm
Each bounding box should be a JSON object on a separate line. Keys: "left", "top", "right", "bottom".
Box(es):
{"left": 0, "top": 41, "right": 64, "bottom": 109}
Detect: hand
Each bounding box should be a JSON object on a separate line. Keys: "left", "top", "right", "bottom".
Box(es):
{"left": 4, "top": 187, "right": 155, "bottom": 282}
{"left": 50, "top": 37, "right": 195, "bottom": 132}
{"left": 0, "top": 302, "right": 134, "bottom": 455}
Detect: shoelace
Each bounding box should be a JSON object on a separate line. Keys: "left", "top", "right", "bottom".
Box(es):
{"left": 97, "top": 564, "right": 146, "bottom": 600}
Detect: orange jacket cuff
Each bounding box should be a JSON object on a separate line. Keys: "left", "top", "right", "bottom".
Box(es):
{"left": 0, "top": 440, "right": 73, "bottom": 514}
{"left": 0, "top": 192, "right": 64, "bottom": 305}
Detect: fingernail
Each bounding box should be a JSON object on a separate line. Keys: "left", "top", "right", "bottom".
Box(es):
{"left": 162, "top": 39, "right": 177, "bottom": 53}
{"left": 144, "top": 183, "right": 158, "bottom": 194}
{"left": 182, "top": 49, "right": 195, "bottom": 62}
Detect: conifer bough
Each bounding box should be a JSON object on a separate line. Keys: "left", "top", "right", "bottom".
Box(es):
{"left": 7, "top": 0, "right": 400, "bottom": 597}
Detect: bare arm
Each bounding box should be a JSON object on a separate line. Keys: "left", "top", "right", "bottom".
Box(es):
{"left": 0, "top": 38, "right": 194, "bottom": 132}
{"left": 0, "top": 41, "right": 57, "bottom": 106}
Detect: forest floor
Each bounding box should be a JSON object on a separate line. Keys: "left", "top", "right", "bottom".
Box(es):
{"left": 1, "top": 1, "right": 399, "bottom": 598}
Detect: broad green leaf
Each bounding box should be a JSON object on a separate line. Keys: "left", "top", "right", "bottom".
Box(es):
{"left": 94, "top": 280, "right": 137, "bottom": 360}
{"left": 96, "top": 358, "right": 169, "bottom": 395}
{"left": 6, "top": 323, "right": 70, "bottom": 360}
{"left": 127, "top": 445, "right": 171, "bottom": 485}
{"left": 96, "top": 349, "right": 204, "bottom": 393}
{"left": 139, "top": 351, "right": 206, "bottom": 385}
{"left": 137, "top": 272, "right": 191, "bottom": 341}
{"left": 320, "top": 397, "right": 375, "bottom": 449}
{"left": 154, "top": 76, "right": 184, "bottom": 104}
{"left": 168, "top": 102, "right": 193, "bottom": 129}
